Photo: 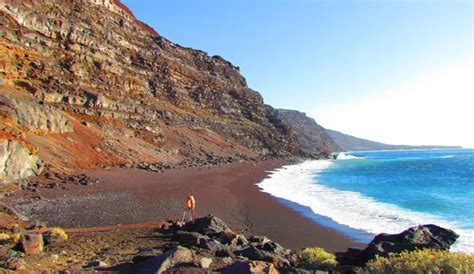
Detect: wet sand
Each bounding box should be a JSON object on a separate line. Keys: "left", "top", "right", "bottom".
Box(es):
{"left": 9, "top": 160, "right": 363, "bottom": 252}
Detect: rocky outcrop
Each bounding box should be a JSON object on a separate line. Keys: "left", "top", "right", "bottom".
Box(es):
{"left": 0, "top": 139, "right": 43, "bottom": 185}
{"left": 0, "top": 93, "right": 73, "bottom": 134}
{"left": 336, "top": 224, "right": 459, "bottom": 266}
{"left": 182, "top": 215, "right": 232, "bottom": 235}
{"left": 276, "top": 109, "right": 338, "bottom": 157}
{"left": 170, "top": 215, "right": 297, "bottom": 269}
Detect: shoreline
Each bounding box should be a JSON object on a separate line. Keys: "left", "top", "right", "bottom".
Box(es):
{"left": 6, "top": 160, "right": 364, "bottom": 252}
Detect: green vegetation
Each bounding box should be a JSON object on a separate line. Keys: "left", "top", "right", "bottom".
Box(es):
{"left": 299, "top": 247, "right": 338, "bottom": 269}
{"left": 0, "top": 232, "right": 21, "bottom": 248}
{"left": 50, "top": 227, "right": 68, "bottom": 241}
{"left": 361, "top": 249, "right": 474, "bottom": 274}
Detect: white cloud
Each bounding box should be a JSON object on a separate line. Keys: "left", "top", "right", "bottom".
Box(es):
{"left": 312, "top": 60, "right": 474, "bottom": 148}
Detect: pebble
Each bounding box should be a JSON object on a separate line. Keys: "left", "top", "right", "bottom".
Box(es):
{"left": 200, "top": 257, "right": 213, "bottom": 269}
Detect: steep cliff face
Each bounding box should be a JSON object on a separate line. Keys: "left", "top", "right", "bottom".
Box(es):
{"left": 0, "top": 0, "right": 303, "bottom": 184}
{"left": 276, "top": 109, "right": 338, "bottom": 157}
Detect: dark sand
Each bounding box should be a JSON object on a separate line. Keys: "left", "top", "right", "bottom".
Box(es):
{"left": 9, "top": 161, "right": 364, "bottom": 252}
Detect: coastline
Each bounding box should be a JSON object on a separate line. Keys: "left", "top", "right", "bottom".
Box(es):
{"left": 6, "top": 160, "right": 363, "bottom": 252}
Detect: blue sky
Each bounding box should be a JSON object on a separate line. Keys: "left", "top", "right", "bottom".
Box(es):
{"left": 122, "top": 0, "right": 473, "bottom": 147}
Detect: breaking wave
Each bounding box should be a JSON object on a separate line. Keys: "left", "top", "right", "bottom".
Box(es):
{"left": 257, "top": 160, "right": 474, "bottom": 253}
{"left": 335, "top": 152, "right": 364, "bottom": 160}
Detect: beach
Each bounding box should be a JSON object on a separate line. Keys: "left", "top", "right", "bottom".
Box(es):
{"left": 7, "top": 160, "right": 363, "bottom": 252}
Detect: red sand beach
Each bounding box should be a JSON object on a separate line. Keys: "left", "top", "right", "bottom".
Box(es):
{"left": 8, "top": 160, "right": 363, "bottom": 252}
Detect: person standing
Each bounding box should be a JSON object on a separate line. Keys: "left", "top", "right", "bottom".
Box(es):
{"left": 184, "top": 195, "right": 196, "bottom": 221}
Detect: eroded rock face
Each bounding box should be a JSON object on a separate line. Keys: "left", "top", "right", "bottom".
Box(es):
{"left": 0, "top": 94, "right": 73, "bottom": 134}
{"left": 0, "top": 139, "right": 44, "bottom": 185}
{"left": 0, "top": 0, "right": 302, "bottom": 163}
{"left": 275, "top": 109, "right": 338, "bottom": 158}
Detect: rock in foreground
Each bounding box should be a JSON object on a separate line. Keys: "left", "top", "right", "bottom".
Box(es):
{"left": 336, "top": 224, "right": 459, "bottom": 266}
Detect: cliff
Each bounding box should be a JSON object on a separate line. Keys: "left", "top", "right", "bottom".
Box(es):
{"left": 327, "top": 129, "right": 462, "bottom": 151}
{"left": 276, "top": 109, "right": 338, "bottom": 157}
{"left": 0, "top": 0, "right": 317, "bottom": 184}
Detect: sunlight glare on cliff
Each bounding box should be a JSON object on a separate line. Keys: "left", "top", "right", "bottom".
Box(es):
{"left": 314, "top": 60, "right": 474, "bottom": 148}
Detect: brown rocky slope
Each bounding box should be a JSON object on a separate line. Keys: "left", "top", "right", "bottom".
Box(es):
{"left": 275, "top": 109, "right": 338, "bottom": 158}
{"left": 0, "top": 0, "right": 340, "bottom": 184}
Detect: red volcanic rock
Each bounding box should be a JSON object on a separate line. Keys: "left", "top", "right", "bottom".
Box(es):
{"left": 20, "top": 233, "right": 44, "bottom": 255}
{"left": 0, "top": 0, "right": 333, "bottom": 183}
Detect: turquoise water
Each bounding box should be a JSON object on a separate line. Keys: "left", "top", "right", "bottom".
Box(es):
{"left": 257, "top": 149, "right": 474, "bottom": 253}
{"left": 321, "top": 149, "right": 474, "bottom": 230}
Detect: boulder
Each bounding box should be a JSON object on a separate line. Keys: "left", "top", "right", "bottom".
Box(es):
{"left": 199, "top": 257, "right": 213, "bottom": 269}
{"left": 336, "top": 224, "right": 459, "bottom": 266}
{"left": 182, "top": 215, "right": 233, "bottom": 235}
{"left": 236, "top": 245, "right": 290, "bottom": 268}
{"left": 222, "top": 260, "right": 278, "bottom": 274}
{"left": 20, "top": 233, "right": 44, "bottom": 255}
{"left": 248, "top": 235, "right": 272, "bottom": 245}
{"left": 216, "top": 231, "right": 249, "bottom": 246}
{"left": 0, "top": 246, "right": 25, "bottom": 270}
{"left": 172, "top": 231, "right": 210, "bottom": 247}
{"left": 136, "top": 246, "right": 194, "bottom": 274}
{"left": 200, "top": 238, "right": 235, "bottom": 257}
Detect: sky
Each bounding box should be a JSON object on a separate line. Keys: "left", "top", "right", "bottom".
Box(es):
{"left": 122, "top": 0, "right": 473, "bottom": 147}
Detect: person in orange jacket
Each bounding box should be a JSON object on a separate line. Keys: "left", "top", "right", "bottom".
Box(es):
{"left": 184, "top": 195, "right": 196, "bottom": 221}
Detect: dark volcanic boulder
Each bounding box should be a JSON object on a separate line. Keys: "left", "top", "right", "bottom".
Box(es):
{"left": 182, "top": 215, "right": 233, "bottom": 236}
{"left": 337, "top": 224, "right": 459, "bottom": 266}
{"left": 236, "top": 245, "right": 291, "bottom": 268}
{"left": 172, "top": 231, "right": 210, "bottom": 247}
{"left": 216, "top": 231, "right": 249, "bottom": 246}
{"left": 201, "top": 239, "right": 235, "bottom": 257}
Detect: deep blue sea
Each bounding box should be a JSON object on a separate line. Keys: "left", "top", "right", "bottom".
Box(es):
{"left": 258, "top": 149, "right": 474, "bottom": 253}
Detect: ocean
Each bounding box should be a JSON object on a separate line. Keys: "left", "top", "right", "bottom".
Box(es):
{"left": 257, "top": 149, "right": 474, "bottom": 253}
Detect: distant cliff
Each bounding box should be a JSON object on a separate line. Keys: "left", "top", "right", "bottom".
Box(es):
{"left": 327, "top": 129, "right": 462, "bottom": 151}
{"left": 276, "top": 110, "right": 338, "bottom": 157}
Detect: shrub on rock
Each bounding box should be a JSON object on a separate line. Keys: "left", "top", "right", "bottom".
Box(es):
{"left": 0, "top": 232, "right": 21, "bottom": 248}
{"left": 44, "top": 227, "right": 68, "bottom": 244}
{"left": 299, "top": 247, "right": 337, "bottom": 269}
{"left": 51, "top": 227, "right": 68, "bottom": 241}
{"left": 362, "top": 249, "right": 474, "bottom": 274}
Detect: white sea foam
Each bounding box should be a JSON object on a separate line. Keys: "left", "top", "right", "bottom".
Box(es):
{"left": 336, "top": 152, "right": 364, "bottom": 160}
{"left": 257, "top": 160, "right": 474, "bottom": 253}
